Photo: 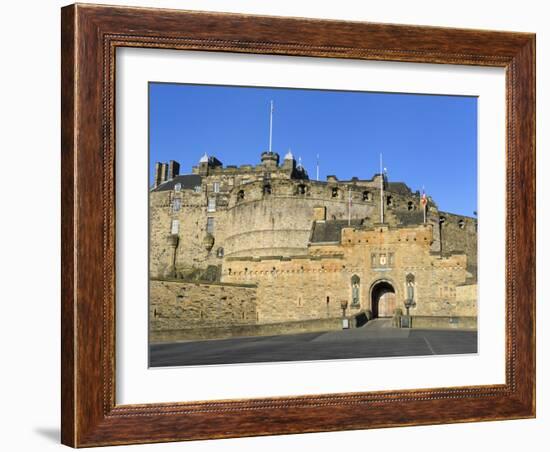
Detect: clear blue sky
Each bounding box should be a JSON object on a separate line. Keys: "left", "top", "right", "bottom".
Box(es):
{"left": 149, "top": 83, "right": 477, "bottom": 217}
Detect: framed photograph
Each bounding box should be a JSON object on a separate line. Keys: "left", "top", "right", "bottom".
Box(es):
{"left": 61, "top": 3, "right": 535, "bottom": 447}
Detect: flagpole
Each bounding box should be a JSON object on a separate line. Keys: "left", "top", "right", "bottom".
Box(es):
{"left": 269, "top": 100, "right": 273, "bottom": 153}
{"left": 423, "top": 204, "right": 426, "bottom": 224}
{"left": 422, "top": 186, "right": 427, "bottom": 224}
{"left": 316, "top": 154, "right": 320, "bottom": 181}
{"left": 348, "top": 187, "right": 351, "bottom": 226}
{"left": 380, "top": 153, "right": 384, "bottom": 223}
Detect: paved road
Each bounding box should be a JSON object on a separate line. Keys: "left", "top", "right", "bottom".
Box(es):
{"left": 149, "top": 319, "right": 477, "bottom": 367}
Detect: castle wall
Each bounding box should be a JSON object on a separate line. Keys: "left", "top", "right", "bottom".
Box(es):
{"left": 223, "top": 224, "right": 473, "bottom": 324}
{"left": 149, "top": 189, "right": 221, "bottom": 278}
{"left": 439, "top": 212, "right": 478, "bottom": 275}
{"left": 224, "top": 197, "right": 374, "bottom": 258}
{"left": 149, "top": 157, "right": 478, "bottom": 334}
{"left": 149, "top": 279, "right": 258, "bottom": 331}
{"left": 453, "top": 283, "right": 478, "bottom": 316}
{"left": 151, "top": 173, "right": 477, "bottom": 275}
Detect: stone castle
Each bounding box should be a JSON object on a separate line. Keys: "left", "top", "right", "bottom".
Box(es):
{"left": 149, "top": 150, "right": 477, "bottom": 342}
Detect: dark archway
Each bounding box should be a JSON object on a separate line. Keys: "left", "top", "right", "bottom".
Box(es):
{"left": 371, "top": 280, "right": 396, "bottom": 318}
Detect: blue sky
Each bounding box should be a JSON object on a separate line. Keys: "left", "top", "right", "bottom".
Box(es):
{"left": 149, "top": 83, "right": 477, "bottom": 217}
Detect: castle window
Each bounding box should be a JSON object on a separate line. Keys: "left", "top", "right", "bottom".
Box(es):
{"left": 386, "top": 195, "right": 393, "bottom": 207}
{"left": 331, "top": 187, "right": 339, "bottom": 198}
{"left": 458, "top": 219, "right": 465, "bottom": 229}
{"left": 407, "top": 201, "right": 414, "bottom": 211}
{"left": 170, "top": 219, "right": 179, "bottom": 235}
{"left": 207, "top": 197, "right": 216, "bottom": 212}
{"left": 216, "top": 247, "right": 224, "bottom": 258}
{"left": 237, "top": 190, "right": 245, "bottom": 202}
{"left": 174, "top": 183, "right": 182, "bottom": 192}
{"left": 439, "top": 216, "right": 446, "bottom": 225}
{"left": 172, "top": 198, "right": 181, "bottom": 213}
{"left": 263, "top": 184, "right": 272, "bottom": 195}
{"left": 206, "top": 217, "right": 214, "bottom": 234}
{"left": 297, "top": 184, "right": 306, "bottom": 195}
{"left": 363, "top": 191, "right": 372, "bottom": 201}
{"left": 213, "top": 182, "right": 220, "bottom": 193}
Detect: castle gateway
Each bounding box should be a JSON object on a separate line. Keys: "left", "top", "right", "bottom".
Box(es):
{"left": 149, "top": 150, "right": 477, "bottom": 341}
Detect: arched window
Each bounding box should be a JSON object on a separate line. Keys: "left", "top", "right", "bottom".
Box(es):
{"left": 331, "top": 187, "right": 339, "bottom": 198}
{"left": 407, "top": 201, "right": 414, "bottom": 211}
{"left": 237, "top": 190, "right": 245, "bottom": 202}
{"left": 458, "top": 219, "right": 465, "bottom": 229}
{"left": 351, "top": 275, "right": 360, "bottom": 306}
{"left": 216, "top": 247, "right": 224, "bottom": 258}
{"left": 386, "top": 195, "right": 393, "bottom": 207}
{"left": 363, "top": 190, "right": 372, "bottom": 201}
{"left": 297, "top": 184, "right": 306, "bottom": 195}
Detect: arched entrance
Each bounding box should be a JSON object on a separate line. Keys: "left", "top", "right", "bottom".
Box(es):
{"left": 371, "top": 280, "right": 396, "bottom": 318}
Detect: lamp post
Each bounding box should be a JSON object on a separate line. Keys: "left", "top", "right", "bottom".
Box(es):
{"left": 340, "top": 300, "right": 349, "bottom": 329}
{"left": 404, "top": 298, "right": 414, "bottom": 317}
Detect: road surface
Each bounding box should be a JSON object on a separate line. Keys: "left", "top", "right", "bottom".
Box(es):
{"left": 149, "top": 319, "right": 477, "bottom": 367}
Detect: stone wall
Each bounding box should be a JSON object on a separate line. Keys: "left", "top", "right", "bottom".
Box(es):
{"left": 223, "top": 224, "right": 473, "bottom": 324}
{"left": 150, "top": 175, "right": 477, "bottom": 281}
{"left": 439, "top": 212, "right": 478, "bottom": 276}
{"left": 151, "top": 318, "right": 343, "bottom": 343}
{"left": 149, "top": 161, "right": 478, "bottom": 333}
{"left": 149, "top": 279, "right": 258, "bottom": 332}
{"left": 453, "top": 283, "right": 478, "bottom": 316}
{"left": 410, "top": 316, "right": 477, "bottom": 330}
{"left": 222, "top": 179, "right": 378, "bottom": 258}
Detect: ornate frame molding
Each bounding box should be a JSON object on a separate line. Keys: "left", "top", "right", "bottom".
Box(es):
{"left": 61, "top": 4, "right": 535, "bottom": 447}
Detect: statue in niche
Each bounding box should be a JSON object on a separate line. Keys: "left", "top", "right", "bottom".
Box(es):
{"left": 406, "top": 274, "right": 415, "bottom": 301}
{"left": 351, "top": 275, "right": 360, "bottom": 306}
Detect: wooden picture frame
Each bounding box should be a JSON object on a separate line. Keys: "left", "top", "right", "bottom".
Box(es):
{"left": 61, "top": 3, "right": 535, "bottom": 447}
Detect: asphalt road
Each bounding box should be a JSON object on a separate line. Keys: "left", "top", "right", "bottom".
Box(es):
{"left": 149, "top": 320, "right": 477, "bottom": 367}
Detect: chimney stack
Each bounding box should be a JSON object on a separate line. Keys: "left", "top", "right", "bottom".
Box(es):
{"left": 168, "top": 160, "right": 180, "bottom": 180}
{"left": 153, "top": 162, "right": 163, "bottom": 188}
{"left": 160, "top": 163, "right": 169, "bottom": 185}
{"left": 153, "top": 160, "right": 181, "bottom": 188}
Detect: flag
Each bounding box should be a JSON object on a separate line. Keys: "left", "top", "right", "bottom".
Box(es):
{"left": 421, "top": 187, "right": 427, "bottom": 224}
